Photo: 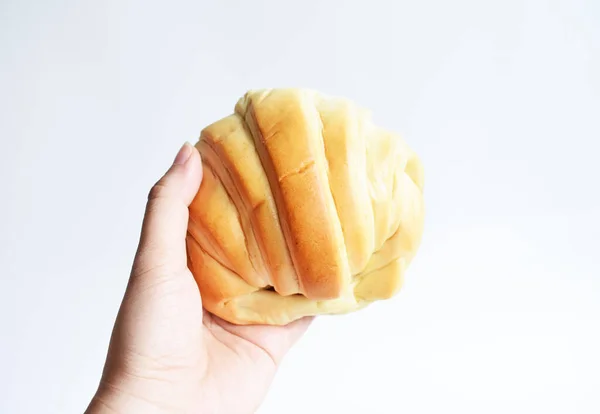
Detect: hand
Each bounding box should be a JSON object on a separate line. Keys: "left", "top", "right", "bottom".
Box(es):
{"left": 86, "top": 142, "right": 312, "bottom": 414}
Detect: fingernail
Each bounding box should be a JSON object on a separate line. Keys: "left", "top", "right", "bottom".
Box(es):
{"left": 173, "top": 142, "right": 193, "bottom": 165}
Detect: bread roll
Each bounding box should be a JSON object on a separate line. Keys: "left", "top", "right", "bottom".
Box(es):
{"left": 186, "top": 88, "right": 425, "bottom": 325}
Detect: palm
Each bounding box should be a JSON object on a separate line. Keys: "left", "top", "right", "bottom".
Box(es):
{"left": 190, "top": 268, "right": 312, "bottom": 413}
{"left": 202, "top": 311, "right": 311, "bottom": 413}
{"left": 111, "top": 267, "right": 311, "bottom": 413}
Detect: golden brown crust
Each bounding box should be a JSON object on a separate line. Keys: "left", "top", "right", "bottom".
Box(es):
{"left": 186, "top": 88, "right": 425, "bottom": 325}
{"left": 238, "top": 90, "right": 349, "bottom": 300}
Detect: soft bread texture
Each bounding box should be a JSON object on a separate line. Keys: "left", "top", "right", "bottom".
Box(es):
{"left": 186, "top": 88, "right": 425, "bottom": 325}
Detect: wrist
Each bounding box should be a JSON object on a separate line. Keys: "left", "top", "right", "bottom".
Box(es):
{"left": 86, "top": 382, "right": 171, "bottom": 414}
{"left": 86, "top": 390, "right": 163, "bottom": 414}
{"left": 86, "top": 376, "right": 203, "bottom": 414}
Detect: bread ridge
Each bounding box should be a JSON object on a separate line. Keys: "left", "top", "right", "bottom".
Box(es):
{"left": 236, "top": 89, "right": 350, "bottom": 300}
{"left": 198, "top": 112, "right": 299, "bottom": 295}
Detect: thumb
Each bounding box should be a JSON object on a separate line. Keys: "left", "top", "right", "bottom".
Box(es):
{"left": 134, "top": 142, "right": 203, "bottom": 275}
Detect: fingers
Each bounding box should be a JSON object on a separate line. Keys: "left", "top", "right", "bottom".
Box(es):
{"left": 134, "top": 142, "right": 203, "bottom": 275}
{"left": 281, "top": 315, "right": 314, "bottom": 346}
{"left": 269, "top": 316, "right": 314, "bottom": 362}
{"left": 209, "top": 314, "right": 314, "bottom": 365}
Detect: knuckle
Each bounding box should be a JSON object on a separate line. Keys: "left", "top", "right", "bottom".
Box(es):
{"left": 147, "top": 181, "right": 169, "bottom": 201}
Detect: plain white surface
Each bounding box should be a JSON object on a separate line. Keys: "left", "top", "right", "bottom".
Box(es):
{"left": 1, "top": 1, "right": 599, "bottom": 413}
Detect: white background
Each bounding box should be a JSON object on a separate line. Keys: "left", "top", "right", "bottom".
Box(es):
{"left": 1, "top": 1, "right": 599, "bottom": 413}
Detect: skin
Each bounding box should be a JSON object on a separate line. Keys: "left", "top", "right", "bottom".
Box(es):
{"left": 85, "top": 142, "right": 312, "bottom": 414}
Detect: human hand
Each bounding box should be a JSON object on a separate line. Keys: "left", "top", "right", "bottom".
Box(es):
{"left": 85, "top": 142, "right": 313, "bottom": 414}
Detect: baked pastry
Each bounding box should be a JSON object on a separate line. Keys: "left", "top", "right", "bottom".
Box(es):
{"left": 186, "top": 88, "right": 425, "bottom": 325}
